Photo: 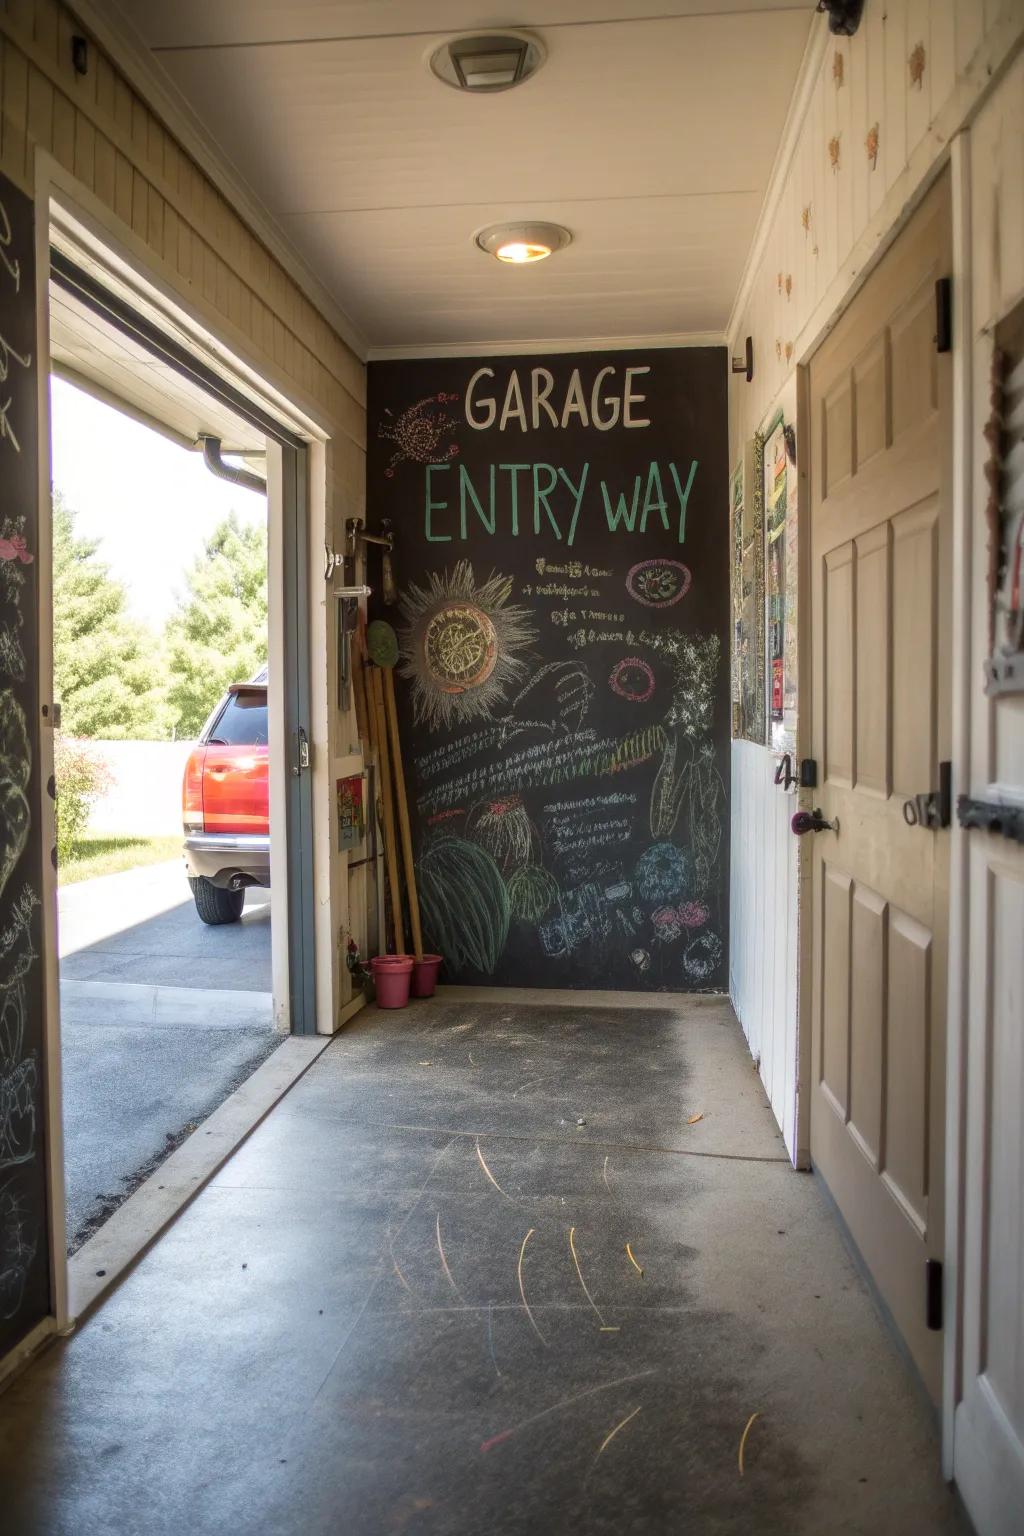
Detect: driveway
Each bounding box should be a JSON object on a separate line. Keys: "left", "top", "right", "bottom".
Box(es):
{"left": 59, "top": 860, "right": 280, "bottom": 1251}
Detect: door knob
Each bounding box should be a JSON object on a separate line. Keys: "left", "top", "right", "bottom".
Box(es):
{"left": 791, "top": 808, "right": 839, "bottom": 836}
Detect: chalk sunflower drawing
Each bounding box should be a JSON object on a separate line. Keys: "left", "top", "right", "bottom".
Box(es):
{"left": 398, "top": 562, "right": 536, "bottom": 731}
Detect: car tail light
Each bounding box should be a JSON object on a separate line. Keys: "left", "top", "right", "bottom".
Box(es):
{"left": 182, "top": 749, "right": 205, "bottom": 833}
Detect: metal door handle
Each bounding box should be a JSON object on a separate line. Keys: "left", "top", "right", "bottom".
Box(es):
{"left": 792, "top": 808, "right": 839, "bottom": 836}
{"left": 902, "top": 761, "right": 951, "bottom": 830}
{"left": 292, "top": 726, "right": 310, "bottom": 776}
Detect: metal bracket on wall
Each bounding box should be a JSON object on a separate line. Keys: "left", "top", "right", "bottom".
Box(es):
{"left": 957, "top": 794, "right": 1024, "bottom": 843}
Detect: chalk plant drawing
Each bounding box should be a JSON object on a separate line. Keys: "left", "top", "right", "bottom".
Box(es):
{"left": 0, "top": 689, "right": 30, "bottom": 902}
{"left": 417, "top": 837, "right": 510, "bottom": 974}
{"left": 465, "top": 796, "right": 538, "bottom": 874}
{"left": 0, "top": 885, "right": 39, "bottom": 989}
{"left": 0, "top": 982, "right": 35, "bottom": 1170}
{"left": 0, "top": 1175, "right": 36, "bottom": 1321}
{"left": 399, "top": 562, "right": 536, "bottom": 731}
{"left": 506, "top": 864, "right": 559, "bottom": 922}
{"left": 378, "top": 391, "right": 460, "bottom": 478}
{"left": 502, "top": 660, "right": 595, "bottom": 740}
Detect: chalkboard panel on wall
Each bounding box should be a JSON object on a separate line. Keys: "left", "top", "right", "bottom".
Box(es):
{"left": 368, "top": 349, "right": 729, "bottom": 992}
{"left": 0, "top": 172, "right": 50, "bottom": 1353}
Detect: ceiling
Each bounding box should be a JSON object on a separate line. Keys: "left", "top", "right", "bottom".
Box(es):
{"left": 104, "top": 1, "right": 817, "bottom": 355}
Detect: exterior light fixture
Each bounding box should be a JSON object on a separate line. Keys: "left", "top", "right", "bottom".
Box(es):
{"left": 475, "top": 222, "right": 572, "bottom": 264}
{"left": 430, "top": 32, "right": 545, "bottom": 93}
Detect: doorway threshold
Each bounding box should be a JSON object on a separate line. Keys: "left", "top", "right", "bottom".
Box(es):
{"left": 66, "top": 1032, "right": 332, "bottom": 1323}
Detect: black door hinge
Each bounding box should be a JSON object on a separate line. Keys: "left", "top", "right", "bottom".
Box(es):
{"left": 926, "top": 1259, "right": 943, "bottom": 1331}
{"left": 935, "top": 278, "right": 952, "bottom": 353}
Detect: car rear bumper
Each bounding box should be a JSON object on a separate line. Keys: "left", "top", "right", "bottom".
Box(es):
{"left": 184, "top": 831, "right": 270, "bottom": 889}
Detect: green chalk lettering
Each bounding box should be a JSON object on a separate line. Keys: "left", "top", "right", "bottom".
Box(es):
{"left": 640, "top": 461, "right": 670, "bottom": 533}
{"left": 425, "top": 465, "right": 451, "bottom": 542}
{"left": 459, "top": 464, "right": 495, "bottom": 538}
{"left": 600, "top": 475, "right": 642, "bottom": 532}
{"left": 559, "top": 464, "right": 590, "bottom": 547}
{"left": 532, "top": 463, "right": 562, "bottom": 539}
{"left": 500, "top": 464, "right": 529, "bottom": 536}
{"left": 669, "top": 459, "right": 699, "bottom": 543}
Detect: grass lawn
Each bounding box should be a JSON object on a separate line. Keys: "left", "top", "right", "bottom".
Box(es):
{"left": 59, "top": 833, "right": 183, "bottom": 885}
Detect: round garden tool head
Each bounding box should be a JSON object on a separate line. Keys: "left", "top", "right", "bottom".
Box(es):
{"left": 366, "top": 619, "right": 400, "bottom": 669}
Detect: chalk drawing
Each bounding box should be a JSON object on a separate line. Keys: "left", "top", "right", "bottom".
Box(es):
{"left": 630, "top": 948, "right": 651, "bottom": 973}
{"left": 0, "top": 690, "right": 31, "bottom": 902}
{"left": 0, "top": 886, "right": 38, "bottom": 988}
{"left": 0, "top": 1175, "right": 36, "bottom": 1321}
{"left": 465, "top": 797, "right": 538, "bottom": 874}
{"left": 378, "top": 391, "right": 460, "bottom": 477}
{"left": 687, "top": 740, "right": 725, "bottom": 896}
{"left": 626, "top": 558, "right": 691, "bottom": 609}
{"left": 608, "top": 657, "right": 655, "bottom": 703}
{"left": 503, "top": 660, "right": 595, "bottom": 740}
{"left": 633, "top": 843, "right": 691, "bottom": 905}
{"left": 536, "top": 876, "right": 637, "bottom": 958}
{"left": 506, "top": 864, "right": 559, "bottom": 922}
{"left": 683, "top": 930, "right": 723, "bottom": 982}
{"left": 0, "top": 983, "right": 35, "bottom": 1170}
{"left": 417, "top": 838, "right": 510, "bottom": 974}
{"left": 399, "top": 563, "right": 536, "bottom": 731}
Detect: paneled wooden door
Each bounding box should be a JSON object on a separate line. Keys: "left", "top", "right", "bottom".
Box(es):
{"left": 807, "top": 172, "right": 952, "bottom": 1401}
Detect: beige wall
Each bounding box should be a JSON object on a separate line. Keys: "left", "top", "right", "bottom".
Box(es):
{"left": 0, "top": 0, "right": 369, "bottom": 1026}
{"left": 725, "top": 0, "right": 1024, "bottom": 1143}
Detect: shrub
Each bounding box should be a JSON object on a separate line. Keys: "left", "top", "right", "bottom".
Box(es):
{"left": 54, "top": 736, "right": 111, "bottom": 866}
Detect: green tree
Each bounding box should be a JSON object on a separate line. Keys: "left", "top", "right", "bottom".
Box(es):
{"left": 164, "top": 512, "right": 267, "bottom": 736}
{"left": 52, "top": 494, "right": 168, "bottom": 739}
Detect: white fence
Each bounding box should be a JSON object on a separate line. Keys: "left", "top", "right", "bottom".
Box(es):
{"left": 82, "top": 739, "right": 198, "bottom": 837}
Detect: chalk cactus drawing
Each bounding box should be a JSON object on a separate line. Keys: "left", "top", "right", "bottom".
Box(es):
{"left": 417, "top": 838, "right": 510, "bottom": 974}
{"left": 378, "top": 391, "right": 460, "bottom": 478}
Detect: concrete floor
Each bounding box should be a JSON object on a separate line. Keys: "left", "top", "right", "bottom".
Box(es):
{"left": 0, "top": 995, "right": 966, "bottom": 1535}
{"left": 59, "top": 862, "right": 276, "bottom": 1249}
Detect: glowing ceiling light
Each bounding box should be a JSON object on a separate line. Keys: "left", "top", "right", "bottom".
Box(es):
{"left": 475, "top": 222, "right": 572, "bottom": 265}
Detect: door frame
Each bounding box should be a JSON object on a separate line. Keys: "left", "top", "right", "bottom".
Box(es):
{"left": 32, "top": 152, "right": 331, "bottom": 1336}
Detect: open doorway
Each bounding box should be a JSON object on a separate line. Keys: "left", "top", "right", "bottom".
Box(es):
{"left": 45, "top": 265, "right": 292, "bottom": 1258}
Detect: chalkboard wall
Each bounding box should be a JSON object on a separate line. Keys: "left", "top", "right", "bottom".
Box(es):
{"left": 0, "top": 173, "right": 50, "bottom": 1352}
{"left": 368, "top": 348, "right": 729, "bottom": 992}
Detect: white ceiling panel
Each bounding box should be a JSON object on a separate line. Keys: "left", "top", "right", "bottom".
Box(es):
{"left": 105, "top": 1, "right": 817, "bottom": 350}
{"left": 115, "top": 1, "right": 816, "bottom": 50}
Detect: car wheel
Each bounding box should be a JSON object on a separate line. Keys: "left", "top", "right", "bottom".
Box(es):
{"left": 189, "top": 876, "right": 245, "bottom": 925}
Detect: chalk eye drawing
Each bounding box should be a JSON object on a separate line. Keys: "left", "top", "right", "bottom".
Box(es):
{"left": 503, "top": 660, "right": 595, "bottom": 739}
{"left": 609, "top": 657, "right": 655, "bottom": 703}
{"left": 0, "top": 690, "right": 31, "bottom": 902}
{"left": 506, "top": 864, "right": 559, "bottom": 922}
{"left": 465, "top": 796, "right": 538, "bottom": 874}
{"left": 0, "top": 983, "right": 36, "bottom": 1170}
{"left": 626, "top": 558, "right": 691, "bottom": 609}
{"left": 633, "top": 842, "right": 692, "bottom": 905}
{"left": 683, "top": 930, "right": 723, "bottom": 982}
{"left": 417, "top": 837, "right": 510, "bottom": 974}
{"left": 399, "top": 562, "right": 536, "bottom": 731}
{"left": 378, "top": 391, "right": 460, "bottom": 478}
{"left": 0, "top": 1175, "right": 37, "bottom": 1321}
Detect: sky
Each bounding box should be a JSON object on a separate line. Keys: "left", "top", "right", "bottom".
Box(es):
{"left": 49, "top": 375, "right": 266, "bottom": 627}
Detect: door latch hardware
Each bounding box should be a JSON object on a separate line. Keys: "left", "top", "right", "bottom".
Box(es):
{"left": 799, "top": 757, "right": 818, "bottom": 788}
{"left": 934, "top": 277, "right": 952, "bottom": 353}
{"left": 773, "top": 753, "right": 797, "bottom": 790}
{"left": 902, "top": 761, "right": 951, "bottom": 829}
{"left": 41, "top": 701, "right": 61, "bottom": 729}
{"left": 791, "top": 808, "right": 839, "bottom": 836}
{"left": 926, "top": 1259, "right": 943, "bottom": 1331}
{"left": 292, "top": 726, "right": 310, "bottom": 776}
{"left": 956, "top": 794, "right": 1024, "bottom": 843}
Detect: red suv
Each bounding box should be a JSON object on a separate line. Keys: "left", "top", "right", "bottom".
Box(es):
{"left": 182, "top": 674, "right": 269, "bottom": 924}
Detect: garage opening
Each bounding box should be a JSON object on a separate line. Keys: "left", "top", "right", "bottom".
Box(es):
{"left": 42, "top": 233, "right": 317, "bottom": 1276}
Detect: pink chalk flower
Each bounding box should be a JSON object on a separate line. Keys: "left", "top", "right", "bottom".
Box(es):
{"left": 0, "top": 534, "right": 32, "bottom": 564}
{"left": 677, "top": 901, "right": 709, "bottom": 929}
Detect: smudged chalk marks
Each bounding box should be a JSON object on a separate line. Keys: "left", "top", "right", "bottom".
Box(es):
{"left": 626, "top": 557, "right": 691, "bottom": 609}
{"left": 417, "top": 838, "right": 510, "bottom": 974}
{"left": 0, "top": 983, "right": 36, "bottom": 1170}
{"left": 480, "top": 1370, "right": 657, "bottom": 1454}
{"left": 398, "top": 562, "right": 536, "bottom": 731}
{"left": 0, "top": 690, "right": 30, "bottom": 902}
{"left": 0, "top": 1176, "right": 37, "bottom": 1320}
{"left": 378, "top": 391, "right": 460, "bottom": 478}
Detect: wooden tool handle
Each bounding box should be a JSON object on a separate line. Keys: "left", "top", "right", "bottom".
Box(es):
{"left": 370, "top": 664, "right": 405, "bottom": 955}
{"left": 383, "top": 667, "right": 424, "bottom": 961}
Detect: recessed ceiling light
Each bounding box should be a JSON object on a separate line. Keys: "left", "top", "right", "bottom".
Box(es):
{"left": 430, "top": 32, "right": 545, "bottom": 93}
{"left": 476, "top": 222, "right": 572, "bottom": 264}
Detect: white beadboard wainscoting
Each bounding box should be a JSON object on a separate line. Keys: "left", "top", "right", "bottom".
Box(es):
{"left": 729, "top": 739, "right": 806, "bottom": 1167}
